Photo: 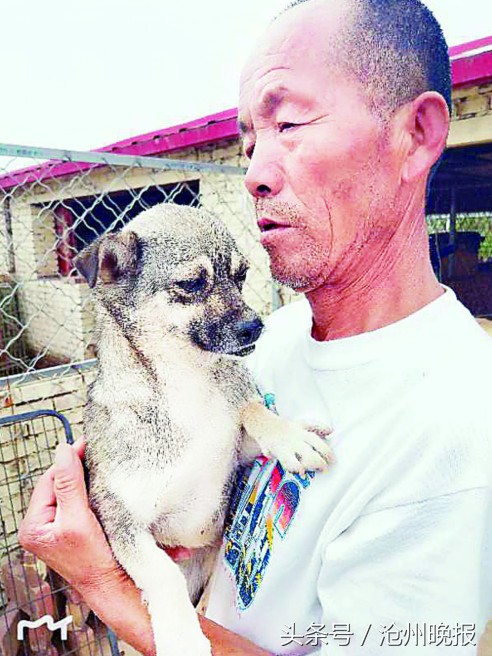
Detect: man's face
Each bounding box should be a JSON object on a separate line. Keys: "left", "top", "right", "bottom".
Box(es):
{"left": 239, "top": 3, "right": 400, "bottom": 293}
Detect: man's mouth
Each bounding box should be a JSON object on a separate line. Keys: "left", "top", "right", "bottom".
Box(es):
{"left": 257, "top": 217, "right": 291, "bottom": 233}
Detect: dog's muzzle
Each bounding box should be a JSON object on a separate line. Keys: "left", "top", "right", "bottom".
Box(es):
{"left": 236, "top": 318, "right": 263, "bottom": 348}
{"left": 190, "top": 314, "right": 264, "bottom": 356}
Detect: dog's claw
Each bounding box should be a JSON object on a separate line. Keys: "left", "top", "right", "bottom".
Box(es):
{"left": 265, "top": 422, "right": 334, "bottom": 474}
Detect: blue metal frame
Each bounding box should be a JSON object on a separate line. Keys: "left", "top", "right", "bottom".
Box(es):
{"left": 0, "top": 409, "right": 74, "bottom": 443}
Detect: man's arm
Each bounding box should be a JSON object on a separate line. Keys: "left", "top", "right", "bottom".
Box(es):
{"left": 76, "top": 562, "right": 271, "bottom": 656}
{"left": 18, "top": 442, "right": 272, "bottom": 656}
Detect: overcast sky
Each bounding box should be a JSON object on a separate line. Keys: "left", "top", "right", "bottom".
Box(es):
{"left": 1, "top": 0, "right": 491, "bottom": 152}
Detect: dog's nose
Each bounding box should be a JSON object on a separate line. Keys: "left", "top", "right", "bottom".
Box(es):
{"left": 236, "top": 318, "right": 263, "bottom": 347}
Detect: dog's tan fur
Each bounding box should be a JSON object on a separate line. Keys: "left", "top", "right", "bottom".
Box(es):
{"left": 75, "top": 203, "right": 332, "bottom": 656}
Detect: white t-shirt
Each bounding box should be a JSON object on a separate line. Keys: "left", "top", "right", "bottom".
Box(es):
{"left": 205, "top": 287, "right": 492, "bottom": 654}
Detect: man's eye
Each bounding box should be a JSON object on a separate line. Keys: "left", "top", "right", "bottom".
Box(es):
{"left": 278, "top": 122, "right": 300, "bottom": 133}
{"left": 176, "top": 275, "right": 207, "bottom": 293}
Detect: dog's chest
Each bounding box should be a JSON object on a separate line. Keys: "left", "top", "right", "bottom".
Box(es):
{"left": 124, "top": 365, "right": 239, "bottom": 541}
{"left": 149, "top": 362, "right": 239, "bottom": 522}
{"left": 94, "top": 357, "right": 242, "bottom": 542}
{"left": 162, "top": 361, "right": 237, "bottom": 446}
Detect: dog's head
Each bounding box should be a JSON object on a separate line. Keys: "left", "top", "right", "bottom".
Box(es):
{"left": 75, "top": 203, "right": 263, "bottom": 357}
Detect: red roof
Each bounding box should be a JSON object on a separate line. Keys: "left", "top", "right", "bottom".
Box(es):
{"left": 100, "top": 107, "right": 239, "bottom": 159}
{"left": 2, "top": 37, "right": 492, "bottom": 192}
{"left": 0, "top": 108, "right": 240, "bottom": 191}
{"left": 449, "top": 36, "right": 492, "bottom": 86}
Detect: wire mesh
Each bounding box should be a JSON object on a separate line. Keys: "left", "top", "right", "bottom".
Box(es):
{"left": 0, "top": 143, "right": 278, "bottom": 385}
{"left": 0, "top": 409, "right": 119, "bottom": 656}
{"left": 427, "top": 212, "right": 492, "bottom": 317}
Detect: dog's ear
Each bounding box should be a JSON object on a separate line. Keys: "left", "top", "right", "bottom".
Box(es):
{"left": 75, "top": 231, "right": 140, "bottom": 289}
{"left": 74, "top": 240, "right": 100, "bottom": 288}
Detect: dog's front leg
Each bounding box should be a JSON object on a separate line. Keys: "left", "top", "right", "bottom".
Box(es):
{"left": 239, "top": 399, "right": 333, "bottom": 475}
{"left": 107, "top": 528, "right": 212, "bottom": 656}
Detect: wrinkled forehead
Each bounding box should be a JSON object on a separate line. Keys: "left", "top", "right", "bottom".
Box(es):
{"left": 240, "top": 0, "right": 353, "bottom": 96}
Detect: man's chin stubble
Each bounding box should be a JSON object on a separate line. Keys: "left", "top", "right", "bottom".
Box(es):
{"left": 266, "top": 243, "right": 329, "bottom": 294}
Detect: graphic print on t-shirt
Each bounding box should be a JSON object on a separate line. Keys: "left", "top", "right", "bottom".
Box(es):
{"left": 223, "top": 396, "right": 315, "bottom": 609}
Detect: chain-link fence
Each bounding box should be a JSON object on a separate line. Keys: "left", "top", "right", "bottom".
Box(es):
{"left": 0, "top": 143, "right": 287, "bottom": 384}
{"left": 427, "top": 211, "right": 492, "bottom": 318}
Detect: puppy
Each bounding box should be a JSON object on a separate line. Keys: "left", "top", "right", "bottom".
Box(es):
{"left": 74, "top": 203, "right": 332, "bottom": 656}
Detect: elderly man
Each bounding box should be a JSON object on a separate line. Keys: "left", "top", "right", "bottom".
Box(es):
{"left": 19, "top": 0, "right": 492, "bottom": 654}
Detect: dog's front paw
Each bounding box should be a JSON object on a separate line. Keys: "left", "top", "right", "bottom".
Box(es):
{"left": 266, "top": 423, "right": 333, "bottom": 475}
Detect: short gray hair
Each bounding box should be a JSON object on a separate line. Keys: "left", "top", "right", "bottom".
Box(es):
{"left": 278, "top": 0, "right": 451, "bottom": 118}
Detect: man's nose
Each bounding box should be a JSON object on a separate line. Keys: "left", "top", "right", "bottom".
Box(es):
{"left": 244, "top": 142, "right": 283, "bottom": 199}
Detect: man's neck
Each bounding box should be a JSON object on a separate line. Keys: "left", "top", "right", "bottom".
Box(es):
{"left": 305, "top": 225, "right": 444, "bottom": 342}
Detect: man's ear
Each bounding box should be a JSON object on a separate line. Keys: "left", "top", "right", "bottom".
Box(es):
{"left": 74, "top": 231, "right": 140, "bottom": 289}
{"left": 399, "top": 91, "right": 450, "bottom": 184}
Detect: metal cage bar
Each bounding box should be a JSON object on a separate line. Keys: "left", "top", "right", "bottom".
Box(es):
{"left": 0, "top": 409, "right": 119, "bottom": 656}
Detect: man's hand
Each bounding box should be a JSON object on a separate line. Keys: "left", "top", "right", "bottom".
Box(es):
{"left": 18, "top": 440, "right": 272, "bottom": 655}
{"left": 18, "top": 440, "right": 123, "bottom": 593}
{"left": 18, "top": 440, "right": 158, "bottom": 655}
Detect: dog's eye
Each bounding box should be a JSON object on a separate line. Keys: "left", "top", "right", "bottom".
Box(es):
{"left": 176, "top": 274, "right": 207, "bottom": 294}
{"left": 234, "top": 267, "right": 248, "bottom": 287}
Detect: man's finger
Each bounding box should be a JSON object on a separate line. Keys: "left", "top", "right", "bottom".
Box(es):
{"left": 21, "top": 467, "right": 57, "bottom": 526}
{"left": 53, "top": 443, "right": 89, "bottom": 517}
{"left": 72, "top": 437, "right": 86, "bottom": 459}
